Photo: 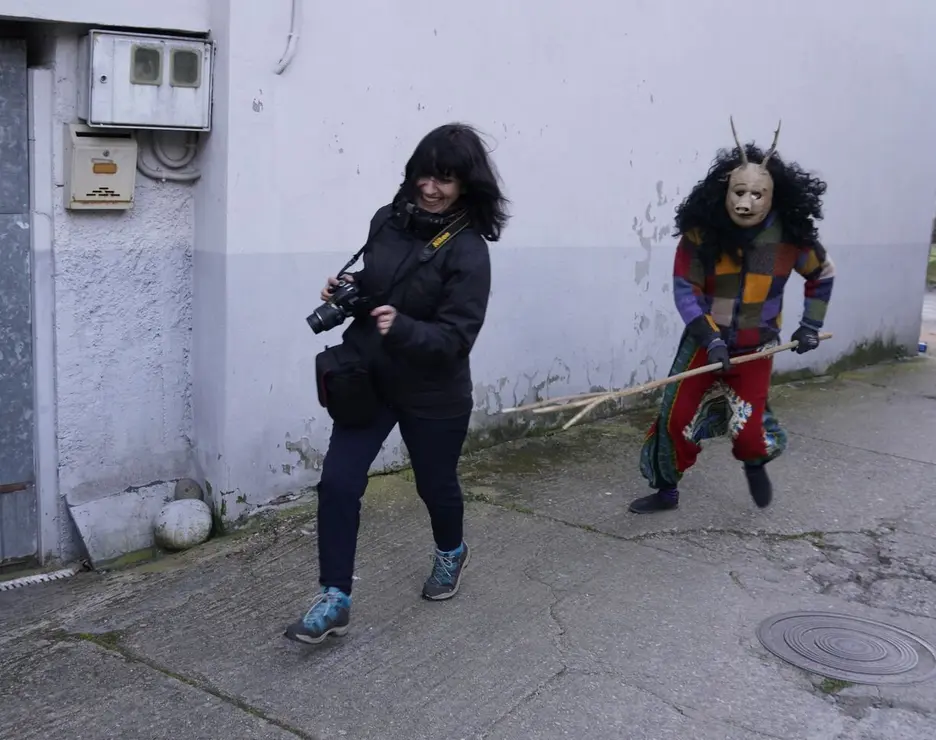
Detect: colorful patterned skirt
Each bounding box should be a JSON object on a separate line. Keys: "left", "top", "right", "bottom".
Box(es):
{"left": 639, "top": 332, "right": 788, "bottom": 490}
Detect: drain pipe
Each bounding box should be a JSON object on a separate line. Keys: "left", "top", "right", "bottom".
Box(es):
{"left": 0, "top": 562, "right": 87, "bottom": 592}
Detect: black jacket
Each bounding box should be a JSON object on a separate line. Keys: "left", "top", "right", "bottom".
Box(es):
{"left": 339, "top": 203, "right": 491, "bottom": 419}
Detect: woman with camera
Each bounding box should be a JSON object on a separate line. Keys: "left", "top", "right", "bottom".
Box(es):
{"left": 284, "top": 123, "right": 509, "bottom": 645}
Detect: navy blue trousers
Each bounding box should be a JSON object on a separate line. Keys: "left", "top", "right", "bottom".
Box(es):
{"left": 317, "top": 406, "right": 470, "bottom": 594}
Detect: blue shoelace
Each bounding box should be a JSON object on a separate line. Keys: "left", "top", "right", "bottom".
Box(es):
{"left": 302, "top": 590, "right": 345, "bottom": 630}
{"left": 429, "top": 550, "right": 461, "bottom": 586}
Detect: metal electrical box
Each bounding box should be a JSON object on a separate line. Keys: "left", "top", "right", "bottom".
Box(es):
{"left": 77, "top": 29, "right": 213, "bottom": 131}
{"left": 64, "top": 123, "right": 138, "bottom": 211}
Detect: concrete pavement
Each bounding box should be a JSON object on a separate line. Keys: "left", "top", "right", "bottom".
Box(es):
{"left": 922, "top": 290, "right": 936, "bottom": 349}
{"left": 2, "top": 353, "right": 936, "bottom": 739}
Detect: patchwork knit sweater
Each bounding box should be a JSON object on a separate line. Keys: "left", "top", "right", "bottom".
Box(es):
{"left": 673, "top": 214, "right": 835, "bottom": 353}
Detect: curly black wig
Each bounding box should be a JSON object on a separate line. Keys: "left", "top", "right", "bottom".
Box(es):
{"left": 674, "top": 143, "right": 827, "bottom": 264}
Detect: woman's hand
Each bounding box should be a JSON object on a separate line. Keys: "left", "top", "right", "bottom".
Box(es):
{"left": 320, "top": 274, "right": 353, "bottom": 303}
{"left": 371, "top": 305, "right": 398, "bottom": 336}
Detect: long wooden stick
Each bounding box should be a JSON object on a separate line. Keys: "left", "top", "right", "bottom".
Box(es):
{"left": 501, "top": 331, "right": 831, "bottom": 422}
{"left": 556, "top": 333, "right": 831, "bottom": 431}
{"left": 537, "top": 340, "right": 799, "bottom": 415}
{"left": 502, "top": 388, "right": 613, "bottom": 413}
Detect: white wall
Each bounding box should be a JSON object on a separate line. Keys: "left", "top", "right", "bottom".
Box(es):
{"left": 0, "top": 0, "right": 209, "bottom": 33}
{"left": 48, "top": 36, "right": 196, "bottom": 555}
{"left": 21, "top": 1, "right": 935, "bottom": 541}
{"left": 193, "top": 0, "right": 936, "bottom": 520}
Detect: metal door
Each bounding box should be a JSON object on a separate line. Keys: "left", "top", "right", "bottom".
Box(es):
{"left": 0, "top": 37, "right": 37, "bottom": 567}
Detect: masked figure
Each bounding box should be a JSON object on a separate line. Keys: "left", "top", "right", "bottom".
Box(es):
{"left": 631, "top": 118, "right": 835, "bottom": 514}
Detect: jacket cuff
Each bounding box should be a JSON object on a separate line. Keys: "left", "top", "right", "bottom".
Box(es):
{"left": 384, "top": 311, "right": 414, "bottom": 348}
{"left": 686, "top": 315, "right": 721, "bottom": 348}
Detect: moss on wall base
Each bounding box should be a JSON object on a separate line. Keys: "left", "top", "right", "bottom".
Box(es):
{"left": 198, "top": 333, "right": 915, "bottom": 539}
{"left": 464, "top": 389, "right": 664, "bottom": 455}
{"left": 823, "top": 336, "right": 908, "bottom": 375}
{"left": 95, "top": 547, "right": 158, "bottom": 571}
{"left": 467, "top": 334, "right": 910, "bottom": 454}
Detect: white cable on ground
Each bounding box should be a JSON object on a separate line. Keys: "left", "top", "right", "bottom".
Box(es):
{"left": 0, "top": 563, "right": 86, "bottom": 592}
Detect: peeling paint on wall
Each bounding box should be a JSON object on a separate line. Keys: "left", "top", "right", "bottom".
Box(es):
{"left": 284, "top": 435, "right": 325, "bottom": 471}
{"left": 184, "top": 0, "right": 935, "bottom": 529}
{"left": 631, "top": 181, "right": 674, "bottom": 284}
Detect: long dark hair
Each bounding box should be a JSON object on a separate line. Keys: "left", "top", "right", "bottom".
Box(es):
{"left": 396, "top": 123, "right": 510, "bottom": 241}
{"left": 674, "top": 143, "right": 827, "bottom": 263}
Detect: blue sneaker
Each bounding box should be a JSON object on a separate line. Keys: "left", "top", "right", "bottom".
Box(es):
{"left": 422, "top": 541, "right": 470, "bottom": 600}
{"left": 283, "top": 587, "right": 351, "bottom": 645}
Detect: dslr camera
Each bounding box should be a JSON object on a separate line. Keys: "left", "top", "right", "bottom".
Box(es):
{"left": 306, "top": 277, "right": 370, "bottom": 334}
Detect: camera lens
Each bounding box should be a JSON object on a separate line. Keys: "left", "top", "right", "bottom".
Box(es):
{"left": 306, "top": 279, "right": 359, "bottom": 334}
{"left": 306, "top": 303, "right": 345, "bottom": 334}
{"left": 306, "top": 311, "right": 325, "bottom": 334}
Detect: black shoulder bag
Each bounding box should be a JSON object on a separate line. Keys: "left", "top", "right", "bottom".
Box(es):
{"left": 315, "top": 213, "right": 470, "bottom": 428}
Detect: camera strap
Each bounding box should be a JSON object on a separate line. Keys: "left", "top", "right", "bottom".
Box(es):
{"left": 384, "top": 212, "right": 471, "bottom": 297}
{"left": 334, "top": 210, "right": 470, "bottom": 305}
{"left": 336, "top": 217, "right": 391, "bottom": 278}
{"left": 343, "top": 210, "right": 468, "bottom": 268}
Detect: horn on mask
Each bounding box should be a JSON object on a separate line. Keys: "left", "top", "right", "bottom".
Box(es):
{"left": 729, "top": 116, "right": 749, "bottom": 166}
{"left": 760, "top": 120, "right": 782, "bottom": 169}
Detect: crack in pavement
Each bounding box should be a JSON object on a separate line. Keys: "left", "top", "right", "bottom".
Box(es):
{"left": 507, "top": 544, "right": 837, "bottom": 740}
{"left": 785, "top": 429, "right": 936, "bottom": 468}
{"left": 832, "top": 690, "right": 933, "bottom": 721}
{"left": 836, "top": 376, "right": 936, "bottom": 403}
{"left": 622, "top": 651, "right": 827, "bottom": 738}
{"left": 513, "top": 569, "right": 794, "bottom": 738}
{"left": 45, "top": 630, "right": 320, "bottom": 740}
{"left": 475, "top": 546, "right": 577, "bottom": 738}
{"left": 802, "top": 532, "right": 936, "bottom": 622}
{"left": 465, "top": 489, "right": 880, "bottom": 551}
{"left": 468, "top": 491, "right": 936, "bottom": 730}
{"left": 488, "top": 661, "right": 798, "bottom": 740}
{"left": 521, "top": 542, "right": 569, "bottom": 649}
{"left": 576, "top": 663, "right": 694, "bottom": 719}
{"left": 590, "top": 662, "right": 829, "bottom": 740}
{"left": 478, "top": 666, "right": 570, "bottom": 739}
{"left": 468, "top": 489, "right": 936, "bottom": 617}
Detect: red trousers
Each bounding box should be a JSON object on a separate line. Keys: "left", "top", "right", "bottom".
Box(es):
{"left": 639, "top": 335, "right": 787, "bottom": 490}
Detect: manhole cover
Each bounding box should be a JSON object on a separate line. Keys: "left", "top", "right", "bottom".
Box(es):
{"left": 757, "top": 611, "right": 936, "bottom": 685}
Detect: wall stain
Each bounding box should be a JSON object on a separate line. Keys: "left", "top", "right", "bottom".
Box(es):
{"left": 285, "top": 436, "right": 324, "bottom": 471}
{"left": 472, "top": 364, "right": 573, "bottom": 418}
{"left": 631, "top": 180, "right": 674, "bottom": 285}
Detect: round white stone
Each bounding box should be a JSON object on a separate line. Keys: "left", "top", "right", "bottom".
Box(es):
{"left": 154, "top": 499, "right": 212, "bottom": 551}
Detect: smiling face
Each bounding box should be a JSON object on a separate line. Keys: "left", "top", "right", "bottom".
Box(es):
{"left": 725, "top": 164, "right": 774, "bottom": 227}
{"left": 415, "top": 175, "right": 462, "bottom": 214}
